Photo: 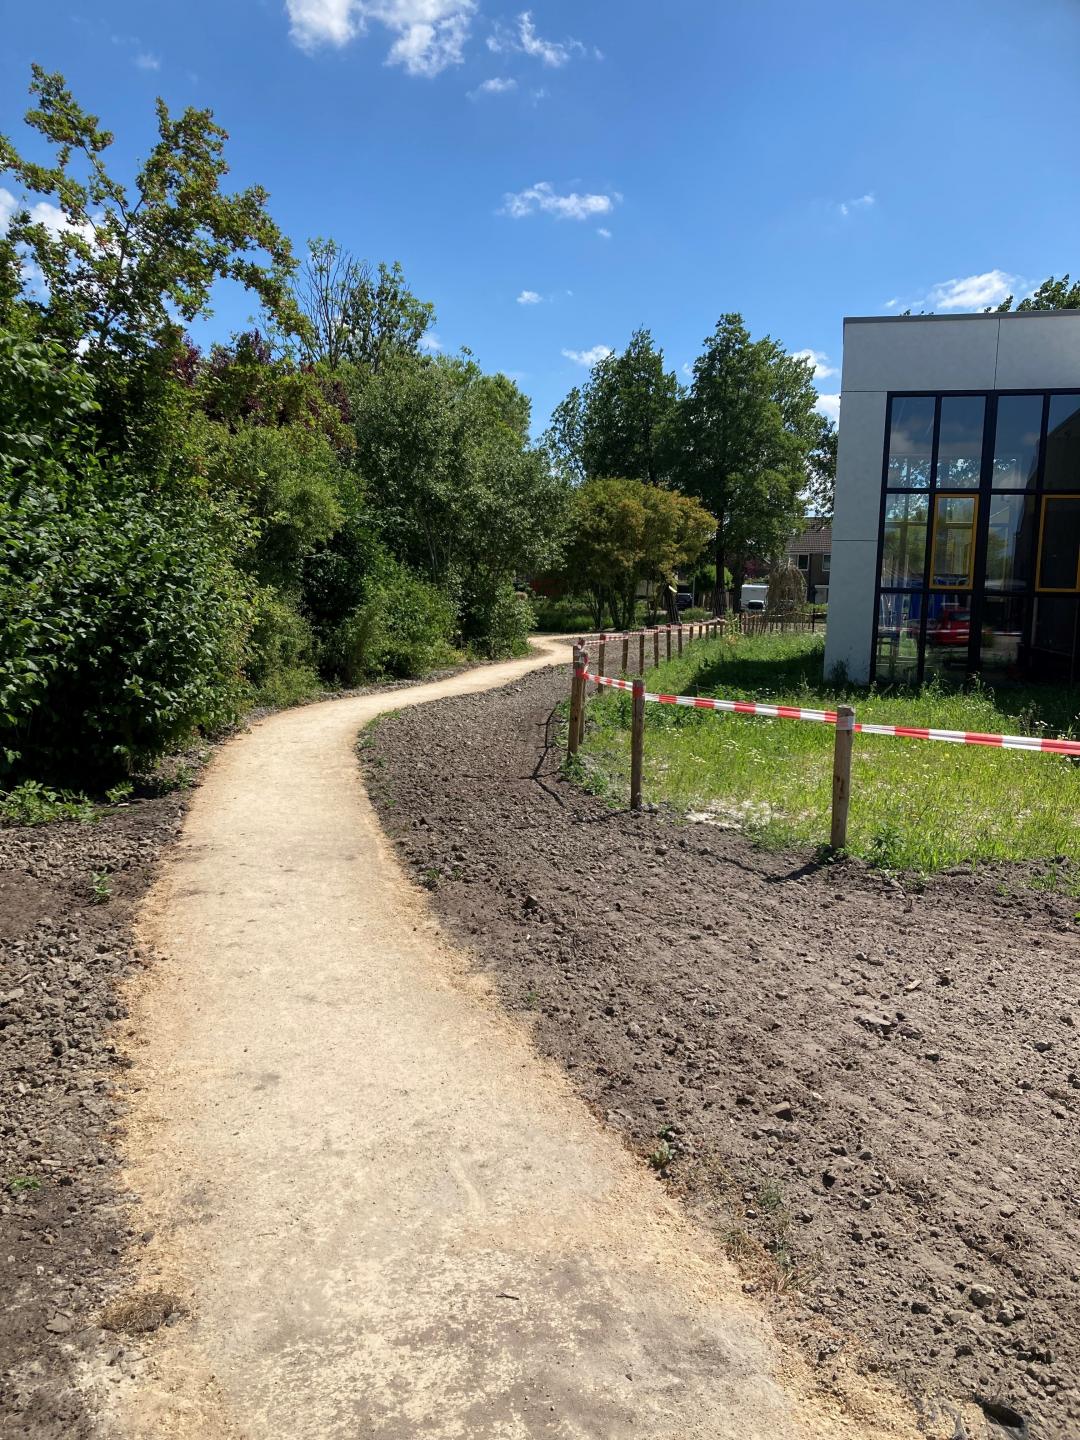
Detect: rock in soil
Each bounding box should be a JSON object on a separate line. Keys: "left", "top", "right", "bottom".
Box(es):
{"left": 363, "top": 663, "right": 1080, "bottom": 1440}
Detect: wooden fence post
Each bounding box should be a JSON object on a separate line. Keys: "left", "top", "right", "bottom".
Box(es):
{"left": 630, "top": 678, "right": 645, "bottom": 812}
{"left": 666, "top": 626, "right": 672, "bottom": 661}
{"left": 638, "top": 631, "right": 646, "bottom": 675}
{"left": 597, "top": 635, "right": 607, "bottom": 692}
{"left": 567, "top": 646, "right": 586, "bottom": 760}
{"left": 830, "top": 705, "right": 855, "bottom": 850}
{"left": 677, "top": 625, "right": 684, "bottom": 655}
{"left": 621, "top": 633, "right": 630, "bottom": 674}
{"left": 653, "top": 628, "right": 660, "bottom": 668}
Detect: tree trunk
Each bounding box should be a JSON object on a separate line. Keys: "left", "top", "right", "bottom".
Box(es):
{"left": 732, "top": 558, "right": 746, "bottom": 613}
{"left": 713, "top": 521, "right": 726, "bottom": 616}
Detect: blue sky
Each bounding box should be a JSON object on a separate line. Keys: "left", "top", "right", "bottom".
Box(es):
{"left": 4, "top": 0, "right": 1080, "bottom": 433}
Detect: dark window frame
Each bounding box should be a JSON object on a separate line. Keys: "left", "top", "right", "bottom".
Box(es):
{"left": 871, "top": 387, "right": 1080, "bottom": 685}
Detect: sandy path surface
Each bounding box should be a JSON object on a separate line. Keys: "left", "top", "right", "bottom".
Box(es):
{"left": 92, "top": 639, "right": 919, "bottom": 1440}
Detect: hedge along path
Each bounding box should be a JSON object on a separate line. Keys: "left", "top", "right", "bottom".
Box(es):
{"left": 96, "top": 636, "right": 921, "bottom": 1440}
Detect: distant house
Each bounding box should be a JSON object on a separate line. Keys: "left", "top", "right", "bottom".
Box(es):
{"left": 785, "top": 521, "right": 831, "bottom": 603}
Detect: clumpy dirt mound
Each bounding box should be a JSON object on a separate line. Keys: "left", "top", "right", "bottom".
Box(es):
{"left": 363, "top": 665, "right": 1080, "bottom": 1440}
{"left": 0, "top": 780, "right": 196, "bottom": 1439}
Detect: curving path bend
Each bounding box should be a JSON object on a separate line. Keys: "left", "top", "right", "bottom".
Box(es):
{"left": 89, "top": 638, "right": 920, "bottom": 1440}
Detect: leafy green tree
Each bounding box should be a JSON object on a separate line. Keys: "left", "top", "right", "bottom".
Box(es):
{"left": 545, "top": 329, "right": 679, "bottom": 484}
{"left": 563, "top": 476, "right": 714, "bottom": 629}
{"left": 997, "top": 274, "right": 1080, "bottom": 312}
{"left": 0, "top": 67, "right": 300, "bottom": 365}
{"left": 805, "top": 412, "right": 838, "bottom": 519}
{"left": 294, "top": 238, "right": 435, "bottom": 371}
{"left": 672, "top": 315, "right": 818, "bottom": 610}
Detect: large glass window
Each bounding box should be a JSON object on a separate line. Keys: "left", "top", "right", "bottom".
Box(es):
{"left": 936, "top": 396, "right": 984, "bottom": 488}
{"left": 887, "top": 397, "right": 934, "bottom": 488}
{"left": 992, "top": 395, "right": 1042, "bottom": 489}
{"left": 874, "top": 389, "right": 1080, "bottom": 684}
{"left": 880, "top": 493, "right": 928, "bottom": 587}
{"left": 930, "top": 495, "right": 977, "bottom": 588}
{"left": 1044, "top": 394, "right": 1080, "bottom": 490}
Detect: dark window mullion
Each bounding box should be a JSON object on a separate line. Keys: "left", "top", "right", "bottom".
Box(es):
{"left": 967, "top": 392, "right": 996, "bottom": 675}
{"left": 869, "top": 394, "right": 897, "bottom": 685}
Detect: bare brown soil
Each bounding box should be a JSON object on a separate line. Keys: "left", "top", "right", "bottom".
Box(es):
{"left": 364, "top": 664, "right": 1080, "bottom": 1440}
{"left": 0, "top": 771, "right": 198, "bottom": 1439}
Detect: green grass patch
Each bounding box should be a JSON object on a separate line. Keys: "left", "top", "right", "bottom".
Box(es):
{"left": 577, "top": 631, "right": 1080, "bottom": 874}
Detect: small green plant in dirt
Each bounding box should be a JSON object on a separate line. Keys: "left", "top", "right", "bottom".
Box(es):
{"left": 6, "top": 1175, "right": 42, "bottom": 1194}
{"left": 105, "top": 781, "right": 134, "bottom": 805}
{"left": 574, "top": 629, "right": 1080, "bottom": 877}
{"left": 0, "top": 781, "right": 96, "bottom": 826}
{"left": 421, "top": 867, "right": 441, "bottom": 891}
{"left": 648, "top": 1138, "right": 674, "bottom": 1173}
{"left": 523, "top": 987, "right": 541, "bottom": 1010}
{"left": 91, "top": 871, "right": 112, "bottom": 905}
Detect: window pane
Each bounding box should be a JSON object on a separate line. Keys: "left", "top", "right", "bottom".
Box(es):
{"left": 875, "top": 592, "right": 921, "bottom": 684}
{"left": 984, "top": 494, "right": 1034, "bottom": 592}
{"left": 880, "top": 493, "right": 928, "bottom": 587}
{"left": 931, "top": 495, "right": 977, "bottom": 587}
{"left": 1038, "top": 496, "right": 1080, "bottom": 591}
{"left": 1044, "top": 394, "right": 1080, "bottom": 491}
{"left": 936, "top": 396, "right": 984, "bottom": 488}
{"left": 923, "top": 593, "right": 972, "bottom": 680}
{"left": 992, "top": 395, "right": 1042, "bottom": 489}
{"left": 978, "top": 594, "right": 1026, "bottom": 679}
{"left": 887, "top": 396, "right": 934, "bottom": 489}
{"left": 1031, "top": 596, "right": 1080, "bottom": 681}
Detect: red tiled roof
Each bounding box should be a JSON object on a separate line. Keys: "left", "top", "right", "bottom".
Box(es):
{"left": 786, "top": 523, "right": 832, "bottom": 556}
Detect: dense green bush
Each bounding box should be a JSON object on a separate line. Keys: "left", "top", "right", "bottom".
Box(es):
{"left": 246, "top": 589, "right": 321, "bottom": 706}
{"left": 461, "top": 579, "right": 534, "bottom": 659}
{"left": 325, "top": 552, "right": 457, "bottom": 682}
{"left": 0, "top": 467, "right": 250, "bottom": 782}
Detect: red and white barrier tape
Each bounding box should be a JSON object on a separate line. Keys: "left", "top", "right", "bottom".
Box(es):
{"left": 586, "top": 668, "right": 1080, "bottom": 757}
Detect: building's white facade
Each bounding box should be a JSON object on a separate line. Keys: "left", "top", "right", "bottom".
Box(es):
{"left": 824, "top": 312, "right": 1080, "bottom": 684}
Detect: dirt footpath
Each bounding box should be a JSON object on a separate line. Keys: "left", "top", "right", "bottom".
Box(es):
{"left": 364, "top": 663, "right": 1080, "bottom": 1440}
{"left": 72, "top": 637, "right": 924, "bottom": 1440}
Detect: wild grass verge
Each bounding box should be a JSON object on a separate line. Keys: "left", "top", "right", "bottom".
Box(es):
{"left": 576, "top": 631, "right": 1080, "bottom": 875}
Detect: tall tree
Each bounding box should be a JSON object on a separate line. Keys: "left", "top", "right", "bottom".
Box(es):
{"left": 672, "top": 315, "right": 819, "bottom": 610}
{"left": 294, "top": 238, "right": 434, "bottom": 371}
{"left": 545, "top": 329, "right": 679, "bottom": 484}
{"left": 996, "top": 274, "right": 1080, "bottom": 312}
{"left": 806, "top": 412, "right": 838, "bottom": 519}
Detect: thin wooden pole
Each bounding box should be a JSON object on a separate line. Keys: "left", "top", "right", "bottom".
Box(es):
{"left": 567, "top": 646, "right": 585, "bottom": 760}
{"left": 621, "top": 634, "right": 630, "bottom": 674}
{"left": 830, "top": 705, "right": 855, "bottom": 850}
{"left": 653, "top": 628, "right": 660, "bottom": 668}
{"left": 665, "top": 626, "right": 672, "bottom": 661}
{"left": 677, "top": 625, "right": 684, "bottom": 655}
{"left": 629, "top": 678, "right": 645, "bottom": 811}
{"left": 638, "top": 631, "right": 646, "bottom": 675}
{"left": 597, "top": 636, "right": 607, "bottom": 692}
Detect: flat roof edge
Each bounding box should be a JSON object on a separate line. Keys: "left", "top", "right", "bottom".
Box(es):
{"left": 844, "top": 311, "right": 1080, "bottom": 324}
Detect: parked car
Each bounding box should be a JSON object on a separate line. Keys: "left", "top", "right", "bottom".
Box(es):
{"left": 675, "top": 588, "right": 694, "bottom": 611}
{"left": 927, "top": 609, "right": 971, "bottom": 647}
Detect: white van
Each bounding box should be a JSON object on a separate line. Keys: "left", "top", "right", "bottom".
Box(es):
{"left": 740, "top": 583, "right": 768, "bottom": 613}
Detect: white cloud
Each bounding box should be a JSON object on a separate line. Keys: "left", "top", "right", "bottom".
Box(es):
{"left": 286, "top": 0, "right": 475, "bottom": 76}
{"left": 816, "top": 393, "right": 841, "bottom": 423}
{"left": 596, "top": 226, "right": 612, "bottom": 239}
{"left": 926, "top": 269, "right": 1016, "bottom": 311}
{"left": 838, "top": 192, "right": 875, "bottom": 218}
{"left": 516, "top": 289, "right": 542, "bottom": 304}
{"left": 501, "top": 180, "right": 618, "bottom": 222}
{"left": 0, "top": 190, "right": 96, "bottom": 247}
{"left": 0, "top": 188, "right": 17, "bottom": 232}
{"left": 134, "top": 52, "right": 161, "bottom": 70}
{"left": 469, "top": 75, "right": 516, "bottom": 97}
{"left": 562, "top": 344, "right": 612, "bottom": 367}
{"left": 419, "top": 332, "right": 443, "bottom": 351}
{"left": 487, "top": 10, "right": 587, "bottom": 66}
{"left": 792, "top": 348, "right": 838, "bottom": 380}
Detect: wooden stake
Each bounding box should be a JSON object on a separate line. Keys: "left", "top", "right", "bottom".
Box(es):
{"left": 677, "top": 625, "right": 683, "bottom": 655}
{"left": 567, "top": 646, "right": 585, "bottom": 760}
{"left": 630, "top": 678, "right": 645, "bottom": 811}
{"left": 653, "top": 628, "right": 660, "bottom": 668}
{"left": 597, "top": 636, "right": 607, "bottom": 692}
{"left": 638, "top": 631, "right": 646, "bottom": 675}
{"left": 621, "top": 634, "right": 630, "bottom": 674}
{"left": 830, "top": 705, "right": 855, "bottom": 851}
{"left": 665, "top": 626, "right": 672, "bottom": 661}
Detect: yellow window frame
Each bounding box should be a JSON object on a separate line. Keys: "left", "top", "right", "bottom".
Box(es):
{"left": 1036, "top": 493, "right": 1080, "bottom": 593}
{"left": 929, "top": 492, "right": 979, "bottom": 590}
